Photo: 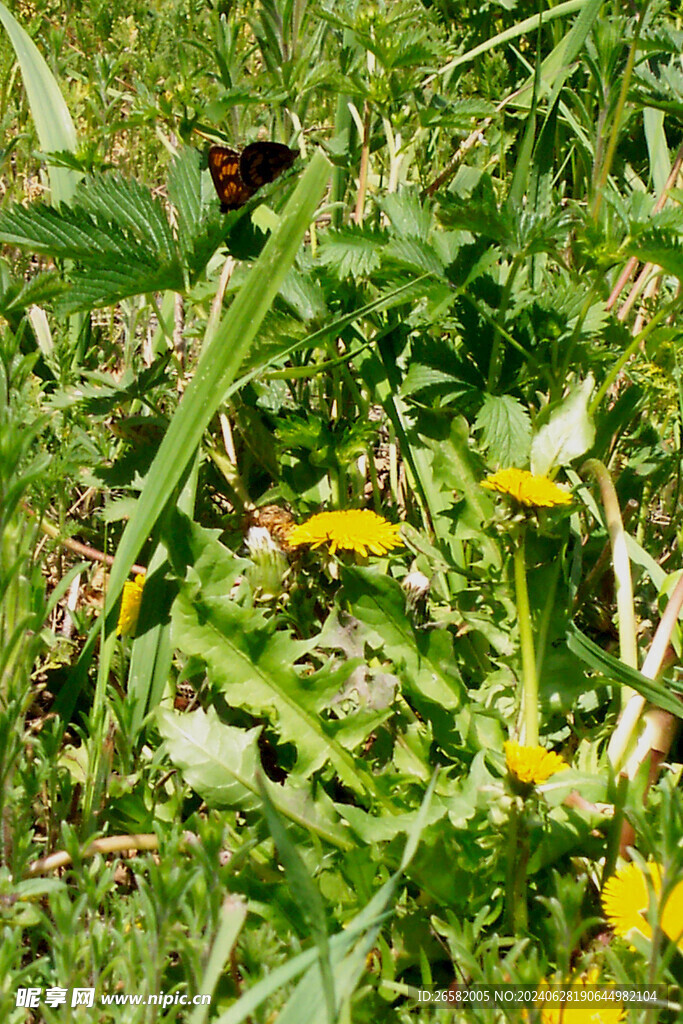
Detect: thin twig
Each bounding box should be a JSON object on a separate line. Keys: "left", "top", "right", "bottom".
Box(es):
{"left": 27, "top": 833, "right": 159, "bottom": 876}
{"left": 22, "top": 503, "right": 146, "bottom": 576}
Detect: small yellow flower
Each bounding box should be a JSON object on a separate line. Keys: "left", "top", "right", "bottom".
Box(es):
{"left": 602, "top": 862, "right": 683, "bottom": 949}
{"left": 482, "top": 468, "right": 572, "bottom": 508}
{"left": 504, "top": 741, "right": 568, "bottom": 786}
{"left": 116, "top": 573, "right": 146, "bottom": 638}
{"left": 527, "top": 969, "right": 625, "bottom": 1022}
{"left": 287, "top": 510, "right": 403, "bottom": 557}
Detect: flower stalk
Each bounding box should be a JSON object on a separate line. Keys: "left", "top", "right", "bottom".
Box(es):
{"left": 504, "top": 797, "right": 529, "bottom": 933}
{"left": 513, "top": 529, "right": 539, "bottom": 746}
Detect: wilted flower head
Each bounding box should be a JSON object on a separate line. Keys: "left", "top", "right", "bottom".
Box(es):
{"left": 402, "top": 570, "right": 430, "bottom": 599}
{"left": 116, "top": 573, "right": 146, "bottom": 638}
{"left": 602, "top": 862, "right": 683, "bottom": 950}
{"left": 245, "top": 526, "right": 288, "bottom": 599}
{"left": 245, "top": 526, "right": 281, "bottom": 557}
{"left": 505, "top": 740, "right": 568, "bottom": 787}
{"left": 402, "top": 570, "right": 430, "bottom": 620}
{"left": 287, "top": 509, "right": 403, "bottom": 557}
{"left": 482, "top": 468, "right": 572, "bottom": 509}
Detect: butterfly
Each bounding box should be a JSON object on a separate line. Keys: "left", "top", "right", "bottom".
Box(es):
{"left": 208, "top": 142, "right": 298, "bottom": 212}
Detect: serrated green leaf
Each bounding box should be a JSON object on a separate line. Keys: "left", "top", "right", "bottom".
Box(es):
{"left": 384, "top": 237, "right": 444, "bottom": 276}
{"left": 0, "top": 270, "right": 64, "bottom": 316}
{"left": 157, "top": 706, "right": 354, "bottom": 849}
{"left": 318, "top": 225, "right": 386, "bottom": 278}
{"left": 171, "top": 589, "right": 372, "bottom": 786}
{"left": 475, "top": 394, "right": 531, "bottom": 467}
{"left": 167, "top": 146, "right": 226, "bottom": 277}
{"left": 167, "top": 517, "right": 378, "bottom": 792}
{"left": 340, "top": 566, "right": 463, "bottom": 707}
{"left": 0, "top": 174, "right": 186, "bottom": 311}
{"left": 77, "top": 174, "right": 177, "bottom": 259}
{"left": 380, "top": 192, "right": 432, "bottom": 241}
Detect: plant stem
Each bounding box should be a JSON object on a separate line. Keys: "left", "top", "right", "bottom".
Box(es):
{"left": 513, "top": 527, "right": 538, "bottom": 745}
{"left": 581, "top": 460, "right": 638, "bottom": 680}
{"left": 487, "top": 254, "right": 522, "bottom": 392}
{"left": 504, "top": 799, "right": 529, "bottom": 933}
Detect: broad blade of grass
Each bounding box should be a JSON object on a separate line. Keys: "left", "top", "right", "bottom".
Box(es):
{"left": 189, "top": 895, "right": 248, "bottom": 1024}
{"left": 258, "top": 775, "right": 335, "bottom": 1023}
{"left": 0, "top": 1, "right": 80, "bottom": 206}
{"left": 435, "top": 0, "right": 586, "bottom": 79}
{"left": 566, "top": 624, "right": 683, "bottom": 718}
{"left": 103, "top": 150, "right": 331, "bottom": 624}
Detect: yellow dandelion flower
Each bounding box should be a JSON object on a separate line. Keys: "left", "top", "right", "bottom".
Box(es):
{"left": 481, "top": 468, "right": 572, "bottom": 508}
{"left": 504, "top": 741, "right": 568, "bottom": 786}
{"left": 526, "top": 970, "right": 625, "bottom": 1023}
{"left": 116, "top": 573, "right": 146, "bottom": 638}
{"left": 602, "top": 862, "right": 683, "bottom": 949}
{"left": 286, "top": 510, "right": 403, "bottom": 557}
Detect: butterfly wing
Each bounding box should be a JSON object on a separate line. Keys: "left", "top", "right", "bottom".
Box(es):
{"left": 240, "top": 142, "right": 298, "bottom": 190}
{"left": 208, "top": 145, "right": 254, "bottom": 211}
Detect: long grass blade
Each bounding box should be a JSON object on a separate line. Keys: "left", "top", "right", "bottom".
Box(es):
{"left": 0, "top": 1, "right": 80, "bottom": 205}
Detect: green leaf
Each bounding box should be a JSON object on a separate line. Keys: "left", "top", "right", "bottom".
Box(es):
{"left": 171, "top": 585, "right": 371, "bottom": 786}
{"left": 530, "top": 376, "right": 595, "bottom": 476}
{"left": 475, "top": 395, "right": 532, "bottom": 467}
{"left": 383, "top": 237, "right": 445, "bottom": 276}
{"left": 167, "top": 146, "right": 226, "bottom": 278}
{"left": 340, "top": 566, "right": 463, "bottom": 708}
{"left": 318, "top": 224, "right": 386, "bottom": 278}
{"left": 167, "top": 517, "right": 380, "bottom": 793}
{"left": 566, "top": 624, "right": 683, "bottom": 718}
{"left": 157, "top": 706, "right": 353, "bottom": 849}
{"left": 0, "top": 270, "right": 65, "bottom": 318}
{"left": 0, "top": 1, "right": 80, "bottom": 205}
{"left": 158, "top": 708, "right": 265, "bottom": 811}
{"left": 0, "top": 175, "right": 186, "bottom": 311}
{"left": 380, "top": 191, "right": 432, "bottom": 241}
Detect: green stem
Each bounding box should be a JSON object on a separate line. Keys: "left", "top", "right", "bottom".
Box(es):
{"left": 504, "top": 799, "right": 529, "bottom": 933}
{"left": 487, "top": 254, "right": 522, "bottom": 392}
{"left": 513, "top": 528, "right": 538, "bottom": 745}
{"left": 601, "top": 772, "right": 629, "bottom": 889}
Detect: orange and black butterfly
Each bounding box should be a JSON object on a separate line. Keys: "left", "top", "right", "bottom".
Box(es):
{"left": 208, "top": 142, "right": 298, "bottom": 212}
